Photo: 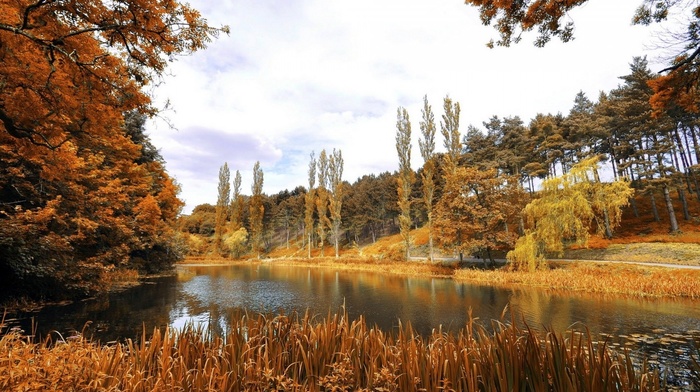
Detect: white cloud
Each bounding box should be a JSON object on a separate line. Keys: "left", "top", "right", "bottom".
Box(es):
{"left": 146, "top": 0, "right": 666, "bottom": 213}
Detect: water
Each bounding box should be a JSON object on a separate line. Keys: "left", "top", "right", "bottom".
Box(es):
{"left": 4, "top": 263, "right": 700, "bottom": 384}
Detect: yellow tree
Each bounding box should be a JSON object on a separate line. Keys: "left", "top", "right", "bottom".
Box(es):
{"left": 395, "top": 107, "right": 414, "bottom": 261}
{"left": 305, "top": 152, "right": 316, "bottom": 258}
{"left": 329, "top": 149, "right": 344, "bottom": 258}
{"left": 419, "top": 95, "right": 437, "bottom": 263}
{"left": 316, "top": 150, "right": 331, "bottom": 256}
{"left": 508, "top": 157, "right": 634, "bottom": 271}
{"left": 249, "top": 161, "right": 264, "bottom": 259}
{"left": 214, "top": 162, "right": 230, "bottom": 254}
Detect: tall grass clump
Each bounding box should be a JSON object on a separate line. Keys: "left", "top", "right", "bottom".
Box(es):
{"left": 0, "top": 311, "right": 671, "bottom": 391}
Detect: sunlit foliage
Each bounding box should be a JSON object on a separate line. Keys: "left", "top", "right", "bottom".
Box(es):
{"left": 508, "top": 157, "right": 634, "bottom": 271}
{"left": 395, "top": 107, "right": 414, "bottom": 261}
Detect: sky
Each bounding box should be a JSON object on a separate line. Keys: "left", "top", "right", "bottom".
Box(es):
{"left": 146, "top": 0, "right": 670, "bottom": 214}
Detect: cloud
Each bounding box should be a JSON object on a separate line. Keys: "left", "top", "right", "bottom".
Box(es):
{"left": 147, "top": 0, "right": 666, "bottom": 213}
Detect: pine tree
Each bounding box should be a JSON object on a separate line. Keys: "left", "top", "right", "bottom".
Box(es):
{"left": 396, "top": 107, "right": 414, "bottom": 261}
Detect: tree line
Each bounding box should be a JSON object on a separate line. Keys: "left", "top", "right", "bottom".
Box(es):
{"left": 183, "top": 56, "right": 698, "bottom": 268}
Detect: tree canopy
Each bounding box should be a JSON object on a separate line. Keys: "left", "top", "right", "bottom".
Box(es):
{"left": 0, "top": 0, "right": 224, "bottom": 300}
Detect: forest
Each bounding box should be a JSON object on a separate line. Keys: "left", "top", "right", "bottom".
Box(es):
{"left": 180, "top": 57, "right": 700, "bottom": 269}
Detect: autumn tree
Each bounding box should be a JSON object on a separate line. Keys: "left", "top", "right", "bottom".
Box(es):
{"left": 305, "top": 152, "right": 317, "bottom": 258}
{"left": 441, "top": 96, "right": 462, "bottom": 170}
{"left": 395, "top": 107, "right": 414, "bottom": 261}
{"left": 418, "top": 95, "right": 437, "bottom": 262}
{"left": 329, "top": 149, "right": 344, "bottom": 258}
{"left": 249, "top": 161, "right": 264, "bottom": 259}
{"left": 0, "top": 0, "right": 223, "bottom": 300}
{"left": 434, "top": 167, "right": 526, "bottom": 267}
{"left": 316, "top": 150, "right": 331, "bottom": 256}
{"left": 508, "top": 157, "right": 633, "bottom": 271}
{"left": 215, "top": 163, "right": 231, "bottom": 254}
{"left": 463, "top": 0, "right": 700, "bottom": 112}
{"left": 230, "top": 170, "right": 244, "bottom": 231}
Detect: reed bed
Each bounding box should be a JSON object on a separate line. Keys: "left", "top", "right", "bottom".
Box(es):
{"left": 0, "top": 311, "right": 672, "bottom": 391}
{"left": 455, "top": 262, "right": 700, "bottom": 299}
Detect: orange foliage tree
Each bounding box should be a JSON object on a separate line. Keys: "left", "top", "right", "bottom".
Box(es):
{"left": 434, "top": 167, "right": 527, "bottom": 267}
{"left": 0, "top": 0, "right": 224, "bottom": 299}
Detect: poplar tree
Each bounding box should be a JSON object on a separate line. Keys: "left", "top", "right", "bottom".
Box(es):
{"left": 305, "top": 152, "right": 317, "bottom": 258}
{"left": 418, "top": 95, "right": 437, "bottom": 262}
{"left": 329, "top": 149, "right": 344, "bottom": 258}
{"left": 441, "top": 95, "right": 462, "bottom": 170}
{"left": 215, "top": 162, "right": 231, "bottom": 254}
{"left": 396, "top": 107, "right": 414, "bottom": 261}
{"left": 250, "top": 161, "right": 264, "bottom": 259}
{"left": 230, "top": 170, "right": 243, "bottom": 230}
{"left": 316, "top": 150, "right": 331, "bottom": 256}
{"left": 439, "top": 96, "right": 464, "bottom": 261}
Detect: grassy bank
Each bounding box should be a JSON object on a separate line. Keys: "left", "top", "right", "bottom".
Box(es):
{"left": 2, "top": 310, "right": 683, "bottom": 391}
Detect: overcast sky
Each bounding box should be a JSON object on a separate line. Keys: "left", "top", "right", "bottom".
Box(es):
{"left": 147, "top": 0, "right": 668, "bottom": 214}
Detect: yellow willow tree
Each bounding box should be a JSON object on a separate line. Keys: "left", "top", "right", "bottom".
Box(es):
{"left": 395, "top": 107, "right": 414, "bottom": 261}
{"left": 249, "top": 161, "right": 264, "bottom": 259}
{"left": 508, "top": 157, "right": 633, "bottom": 271}
{"left": 329, "top": 149, "right": 344, "bottom": 258}
{"left": 419, "top": 95, "right": 437, "bottom": 263}
{"left": 305, "top": 152, "right": 316, "bottom": 258}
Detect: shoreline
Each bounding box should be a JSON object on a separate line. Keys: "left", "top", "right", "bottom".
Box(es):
{"left": 177, "top": 255, "right": 700, "bottom": 299}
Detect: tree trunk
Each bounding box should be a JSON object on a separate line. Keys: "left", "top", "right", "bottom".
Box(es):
{"left": 629, "top": 196, "right": 639, "bottom": 218}
{"left": 677, "top": 183, "right": 691, "bottom": 221}
{"left": 649, "top": 193, "right": 660, "bottom": 222}
{"left": 662, "top": 185, "right": 680, "bottom": 233}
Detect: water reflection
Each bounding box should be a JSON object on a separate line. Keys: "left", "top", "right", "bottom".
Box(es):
{"left": 7, "top": 264, "right": 700, "bottom": 367}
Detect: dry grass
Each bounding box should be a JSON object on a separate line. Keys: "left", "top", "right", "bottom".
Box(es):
{"left": 0, "top": 310, "right": 674, "bottom": 391}
{"left": 455, "top": 262, "right": 700, "bottom": 298}
{"left": 263, "top": 256, "right": 455, "bottom": 278}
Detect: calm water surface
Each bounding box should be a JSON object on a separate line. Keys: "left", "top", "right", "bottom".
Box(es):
{"left": 6, "top": 263, "right": 700, "bottom": 381}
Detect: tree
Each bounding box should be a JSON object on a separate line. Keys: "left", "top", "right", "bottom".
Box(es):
{"left": 305, "top": 152, "right": 317, "bottom": 258}
{"left": 418, "top": 95, "right": 437, "bottom": 262}
{"left": 230, "top": 170, "right": 244, "bottom": 231}
{"left": 463, "top": 0, "right": 700, "bottom": 112}
{"left": 249, "top": 161, "right": 264, "bottom": 259}
{"left": 440, "top": 95, "right": 462, "bottom": 170}
{"left": 395, "top": 107, "right": 414, "bottom": 261}
{"left": 316, "top": 150, "right": 331, "bottom": 256}
{"left": 215, "top": 162, "right": 231, "bottom": 254}
{"left": 0, "top": 0, "right": 224, "bottom": 300}
{"left": 329, "top": 149, "right": 344, "bottom": 258}
{"left": 434, "top": 167, "right": 526, "bottom": 267}
{"left": 508, "top": 157, "right": 634, "bottom": 271}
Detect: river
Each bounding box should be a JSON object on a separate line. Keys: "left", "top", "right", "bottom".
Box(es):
{"left": 4, "top": 263, "right": 700, "bottom": 386}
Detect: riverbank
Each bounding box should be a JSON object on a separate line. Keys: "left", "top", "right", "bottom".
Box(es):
{"left": 179, "top": 254, "right": 700, "bottom": 299}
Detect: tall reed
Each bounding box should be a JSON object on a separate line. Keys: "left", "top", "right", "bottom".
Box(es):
{"left": 0, "top": 310, "right": 673, "bottom": 391}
